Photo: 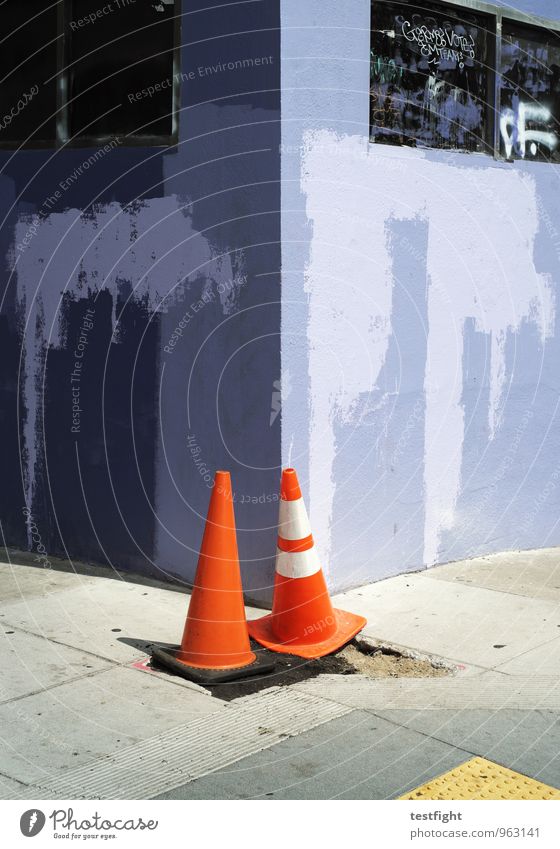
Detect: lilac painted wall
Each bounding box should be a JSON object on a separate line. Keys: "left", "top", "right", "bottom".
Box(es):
{"left": 281, "top": 0, "right": 560, "bottom": 593}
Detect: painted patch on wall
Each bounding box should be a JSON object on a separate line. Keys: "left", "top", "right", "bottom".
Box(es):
{"left": 301, "top": 128, "right": 555, "bottom": 570}
{"left": 13, "top": 196, "right": 246, "bottom": 572}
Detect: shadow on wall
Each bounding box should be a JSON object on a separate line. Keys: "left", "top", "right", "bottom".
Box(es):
{"left": 295, "top": 129, "right": 558, "bottom": 589}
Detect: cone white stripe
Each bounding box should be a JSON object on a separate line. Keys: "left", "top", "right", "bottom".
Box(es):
{"left": 278, "top": 496, "right": 312, "bottom": 541}
{"left": 275, "top": 545, "right": 321, "bottom": 579}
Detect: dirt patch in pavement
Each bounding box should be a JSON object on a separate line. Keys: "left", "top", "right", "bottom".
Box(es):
{"left": 195, "top": 639, "right": 450, "bottom": 701}
{"left": 340, "top": 642, "right": 448, "bottom": 679}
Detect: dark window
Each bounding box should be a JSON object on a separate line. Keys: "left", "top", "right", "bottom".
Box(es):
{"left": 370, "top": 0, "right": 493, "bottom": 152}
{"left": 0, "top": 2, "right": 58, "bottom": 145}
{"left": 499, "top": 19, "right": 560, "bottom": 162}
{"left": 68, "top": 0, "right": 176, "bottom": 139}
{"left": 0, "top": 0, "right": 178, "bottom": 148}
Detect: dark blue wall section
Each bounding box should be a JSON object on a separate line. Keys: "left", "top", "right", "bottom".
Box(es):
{"left": 33, "top": 289, "right": 160, "bottom": 576}
{"left": 0, "top": 0, "right": 281, "bottom": 601}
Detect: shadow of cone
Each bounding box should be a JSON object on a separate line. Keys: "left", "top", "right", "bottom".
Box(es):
{"left": 152, "top": 471, "right": 275, "bottom": 684}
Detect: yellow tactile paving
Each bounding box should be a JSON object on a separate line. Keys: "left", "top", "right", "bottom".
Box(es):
{"left": 400, "top": 757, "right": 560, "bottom": 800}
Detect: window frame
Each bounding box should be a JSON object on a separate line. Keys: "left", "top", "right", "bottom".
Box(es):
{"left": 369, "top": 0, "right": 560, "bottom": 162}
{"left": 0, "top": 0, "right": 181, "bottom": 151}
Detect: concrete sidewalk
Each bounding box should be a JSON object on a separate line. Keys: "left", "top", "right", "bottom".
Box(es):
{"left": 1, "top": 548, "right": 559, "bottom": 799}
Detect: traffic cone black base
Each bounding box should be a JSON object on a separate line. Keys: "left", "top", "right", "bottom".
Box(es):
{"left": 151, "top": 645, "right": 275, "bottom": 684}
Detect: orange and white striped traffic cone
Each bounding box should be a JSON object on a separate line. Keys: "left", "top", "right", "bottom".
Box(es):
{"left": 248, "top": 468, "right": 366, "bottom": 658}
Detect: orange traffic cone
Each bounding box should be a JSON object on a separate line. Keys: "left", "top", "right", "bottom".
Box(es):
{"left": 248, "top": 468, "right": 367, "bottom": 658}
{"left": 152, "top": 471, "right": 274, "bottom": 683}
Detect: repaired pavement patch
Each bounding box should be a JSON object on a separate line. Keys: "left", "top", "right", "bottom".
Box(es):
{"left": 149, "top": 638, "right": 451, "bottom": 702}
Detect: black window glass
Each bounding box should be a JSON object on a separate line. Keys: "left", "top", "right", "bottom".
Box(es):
{"left": 68, "top": 0, "right": 175, "bottom": 139}
{"left": 500, "top": 19, "right": 560, "bottom": 162}
{"left": 370, "top": 0, "right": 492, "bottom": 152}
{"left": 0, "top": 1, "right": 58, "bottom": 145}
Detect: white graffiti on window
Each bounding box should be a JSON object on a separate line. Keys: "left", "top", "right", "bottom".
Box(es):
{"left": 401, "top": 20, "right": 475, "bottom": 69}
{"left": 500, "top": 102, "right": 559, "bottom": 159}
